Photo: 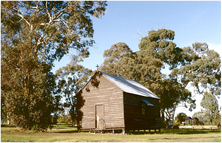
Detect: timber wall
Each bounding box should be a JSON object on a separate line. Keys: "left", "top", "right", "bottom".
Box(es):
{"left": 79, "top": 72, "right": 125, "bottom": 130}
{"left": 123, "top": 92, "right": 161, "bottom": 130}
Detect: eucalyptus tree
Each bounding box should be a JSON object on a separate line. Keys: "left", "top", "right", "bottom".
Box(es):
{"left": 1, "top": 1, "right": 107, "bottom": 130}
{"left": 100, "top": 42, "right": 137, "bottom": 79}
{"left": 200, "top": 92, "right": 220, "bottom": 125}
{"left": 55, "top": 56, "right": 92, "bottom": 127}
{"left": 170, "top": 42, "right": 221, "bottom": 126}
{"left": 175, "top": 42, "right": 221, "bottom": 96}
{"left": 100, "top": 29, "right": 220, "bottom": 128}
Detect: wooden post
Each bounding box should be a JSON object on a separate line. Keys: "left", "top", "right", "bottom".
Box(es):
{"left": 159, "top": 128, "right": 161, "bottom": 133}
{"left": 112, "top": 129, "right": 114, "bottom": 134}
{"left": 122, "top": 128, "right": 125, "bottom": 135}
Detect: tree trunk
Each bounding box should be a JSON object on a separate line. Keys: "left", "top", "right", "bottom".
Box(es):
{"left": 168, "top": 102, "right": 177, "bottom": 128}
{"left": 160, "top": 109, "right": 165, "bottom": 128}
{"left": 72, "top": 119, "right": 75, "bottom": 127}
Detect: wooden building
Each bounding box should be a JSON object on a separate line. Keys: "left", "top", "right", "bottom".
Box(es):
{"left": 185, "top": 116, "right": 192, "bottom": 125}
{"left": 192, "top": 117, "right": 199, "bottom": 125}
{"left": 76, "top": 71, "right": 161, "bottom": 133}
{"left": 185, "top": 117, "right": 199, "bottom": 125}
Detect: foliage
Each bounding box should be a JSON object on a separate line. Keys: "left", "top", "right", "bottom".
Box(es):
{"left": 193, "top": 110, "right": 207, "bottom": 125}
{"left": 175, "top": 112, "right": 187, "bottom": 124}
{"left": 173, "top": 118, "right": 180, "bottom": 126}
{"left": 1, "top": 43, "right": 56, "bottom": 131}
{"left": 100, "top": 29, "right": 193, "bottom": 125}
{"left": 1, "top": 1, "right": 107, "bottom": 131}
{"left": 100, "top": 29, "right": 221, "bottom": 127}
{"left": 215, "top": 114, "right": 221, "bottom": 127}
{"left": 55, "top": 56, "right": 92, "bottom": 127}
{"left": 1, "top": 1, "right": 107, "bottom": 62}
{"left": 175, "top": 43, "right": 221, "bottom": 96}
{"left": 200, "top": 92, "right": 220, "bottom": 125}
{"left": 57, "top": 111, "right": 71, "bottom": 124}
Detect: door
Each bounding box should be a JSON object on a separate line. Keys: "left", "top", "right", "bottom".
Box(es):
{"left": 95, "top": 105, "right": 104, "bottom": 129}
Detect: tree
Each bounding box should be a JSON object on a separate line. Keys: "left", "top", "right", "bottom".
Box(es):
{"left": 193, "top": 110, "right": 206, "bottom": 125}
{"left": 1, "top": 1, "right": 107, "bottom": 131}
{"left": 200, "top": 92, "right": 220, "bottom": 125}
{"left": 175, "top": 112, "right": 187, "bottom": 124}
{"left": 100, "top": 29, "right": 220, "bottom": 128}
{"left": 100, "top": 30, "right": 193, "bottom": 127}
{"left": 1, "top": 45, "right": 56, "bottom": 130}
{"left": 55, "top": 56, "right": 92, "bottom": 127}
{"left": 100, "top": 42, "right": 139, "bottom": 80}
{"left": 1, "top": 1, "right": 107, "bottom": 62}
{"left": 137, "top": 29, "right": 197, "bottom": 127}
{"left": 174, "top": 42, "right": 221, "bottom": 96}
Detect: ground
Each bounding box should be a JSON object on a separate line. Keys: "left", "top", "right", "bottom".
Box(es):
{"left": 1, "top": 125, "right": 221, "bottom": 142}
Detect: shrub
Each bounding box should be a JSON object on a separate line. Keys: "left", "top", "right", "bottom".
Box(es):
{"left": 217, "top": 122, "right": 221, "bottom": 128}
{"left": 173, "top": 125, "right": 179, "bottom": 129}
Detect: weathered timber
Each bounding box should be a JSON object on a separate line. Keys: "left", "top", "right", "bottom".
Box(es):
{"left": 77, "top": 71, "right": 161, "bottom": 132}
{"left": 124, "top": 92, "right": 161, "bottom": 130}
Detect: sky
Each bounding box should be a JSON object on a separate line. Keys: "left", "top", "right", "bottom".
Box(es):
{"left": 52, "top": 1, "right": 221, "bottom": 117}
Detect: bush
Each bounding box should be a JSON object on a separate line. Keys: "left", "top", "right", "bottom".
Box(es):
{"left": 31, "top": 126, "right": 37, "bottom": 132}
{"left": 173, "top": 119, "right": 180, "bottom": 126}
{"left": 198, "top": 121, "right": 204, "bottom": 125}
{"left": 217, "top": 122, "right": 221, "bottom": 128}
{"left": 173, "top": 125, "right": 179, "bottom": 129}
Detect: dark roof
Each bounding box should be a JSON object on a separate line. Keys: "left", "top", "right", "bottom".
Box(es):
{"left": 192, "top": 117, "right": 199, "bottom": 120}
{"left": 185, "top": 116, "right": 192, "bottom": 119}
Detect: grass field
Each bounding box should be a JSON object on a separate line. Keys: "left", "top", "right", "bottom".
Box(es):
{"left": 1, "top": 125, "right": 221, "bottom": 142}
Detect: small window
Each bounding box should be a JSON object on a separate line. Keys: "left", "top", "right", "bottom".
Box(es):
{"left": 142, "top": 102, "right": 146, "bottom": 115}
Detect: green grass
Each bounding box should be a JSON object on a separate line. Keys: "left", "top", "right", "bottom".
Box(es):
{"left": 1, "top": 126, "right": 221, "bottom": 142}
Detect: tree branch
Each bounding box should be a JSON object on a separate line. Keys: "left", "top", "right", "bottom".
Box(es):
{"left": 17, "top": 14, "right": 33, "bottom": 31}
{"left": 45, "top": 1, "right": 52, "bottom": 22}
{"left": 37, "top": 3, "right": 69, "bottom": 52}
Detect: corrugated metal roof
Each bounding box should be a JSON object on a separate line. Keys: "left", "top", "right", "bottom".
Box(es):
{"left": 101, "top": 71, "right": 160, "bottom": 99}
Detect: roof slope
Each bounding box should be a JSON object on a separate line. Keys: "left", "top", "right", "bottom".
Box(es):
{"left": 101, "top": 71, "right": 160, "bottom": 99}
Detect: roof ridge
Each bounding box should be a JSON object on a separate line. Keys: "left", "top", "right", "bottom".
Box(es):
{"left": 99, "top": 71, "right": 160, "bottom": 99}
{"left": 100, "top": 71, "right": 139, "bottom": 83}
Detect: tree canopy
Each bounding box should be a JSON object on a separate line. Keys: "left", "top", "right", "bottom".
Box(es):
{"left": 200, "top": 92, "right": 220, "bottom": 125}
{"left": 1, "top": 1, "right": 107, "bottom": 131}
{"left": 100, "top": 29, "right": 221, "bottom": 127}
{"left": 175, "top": 112, "right": 187, "bottom": 124}
{"left": 54, "top": 56, "right": 92, "bottom": 127}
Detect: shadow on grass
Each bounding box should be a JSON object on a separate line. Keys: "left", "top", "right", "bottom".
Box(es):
{"left": 48, "top": 128, "right": 78, "bottom": 133}
{"left": 1, "top": 124, "right": 16, "bottom": 127}
{"left": 2, "top": 139, "right": 33, "bottom": 142}
{"left": 161, "top": 129, "right": 221, "bottom": 134}
{"left": 126, "top": 129, "right": 221, "bottom": 135}
{"left": 50, "top": 130, "right": 79, "bottom": 133}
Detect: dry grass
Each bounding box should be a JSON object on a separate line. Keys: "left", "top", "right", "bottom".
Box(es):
{"left": 1, "top": 126, "right": 221, "bottom": 142}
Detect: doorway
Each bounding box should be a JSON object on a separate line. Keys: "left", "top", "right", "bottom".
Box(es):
{"left": 95, "top": 104, "right": 104, "bottom": 129}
